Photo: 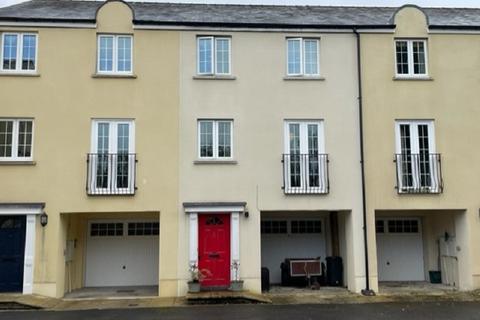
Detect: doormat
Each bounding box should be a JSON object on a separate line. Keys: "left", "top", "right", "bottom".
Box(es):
{"left": 0, "top": 301, "right": 41, "bottom": 311}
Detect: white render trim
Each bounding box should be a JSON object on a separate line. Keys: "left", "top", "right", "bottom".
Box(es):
{"left": 189, "top": 213, "right": 199, "bottom": 267}
{"left": 23, "top": 214, "right": 36, "bottom": 294}
{"left": 230, "top": 212, "right": 240, "bottom": 281}
{"left": 0, "top": 204, "right": 43, "bottom": 215}
{"left": 185, "top": 206, "right": 245, "bottom": 213}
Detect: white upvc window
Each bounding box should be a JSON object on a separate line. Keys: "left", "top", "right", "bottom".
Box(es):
{"left": 198, "top": 120, "right": 233, "bottom": 159}
{"left": 197, "top": 36, "right": 231, "bottom": 75}
{"left": 1, "top": 33, "right": 37, "bottom": 73}
{"left": 395, "top": 39, "right": 428, "bottom": 77}
{"left": 97, "top": 34, "right": 133, "bottom": 74}
{"left": 0, "top": 119, "right": 34, "bottom": 161}
{"left": 395, "top": 120, "right": 441, "bottom": 193}
{"left": 286, "top": 38, "right": 320, "bottom": 76}
{"left": 283, "top": 120, "right": 327, "bottom": 194}
{"left": 88, "top": 120, "right": 135, "bottom": 194}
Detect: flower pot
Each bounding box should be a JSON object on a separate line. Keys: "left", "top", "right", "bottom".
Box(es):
{"left": 229, "top": 280, "right": 244, "bottom": 291}
{"left": 188, "top": 281, "right": 201, "bottom": 293}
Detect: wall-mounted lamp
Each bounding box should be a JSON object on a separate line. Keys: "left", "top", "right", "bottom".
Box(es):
{"left": 40, "top": 212, "right": 48, "bottom": 227}
{"left": 244, "top": 211, "right": 249, "bottom": 218}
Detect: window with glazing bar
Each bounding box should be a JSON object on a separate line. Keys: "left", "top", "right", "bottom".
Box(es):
{"left": 1, "top": 33, "right": 37, "bottom": 72}
{"left": 395, "top": 39, "right": 428, "bottom": 77}
{"left": 0, "top": 119, "right": 33, "bottom": 161}
{"left": 197, "top": 36, "right": 231, "bottom": 75}
{"left": 198, "top": 120, "right": 233, "bottom": 159}
{"left": 97, "top": 35, "right": 133, "bottom": 74}
{"left": 286, "top": 38, "right": 319, "bottom": 76}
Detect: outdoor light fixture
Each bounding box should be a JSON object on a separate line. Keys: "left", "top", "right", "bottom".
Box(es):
{"left": 40, "top": 212, "right": 48, "bottom": 227}
{"left": 244, "top": 211, "right": 249, "bottom": 218}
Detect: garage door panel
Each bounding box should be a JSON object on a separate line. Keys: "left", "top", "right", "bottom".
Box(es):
{"left": 85, "top": 221, "right": 159, "bottom": 287}
{"left": 377, "top": 218, "right": 424, "bottom": 282}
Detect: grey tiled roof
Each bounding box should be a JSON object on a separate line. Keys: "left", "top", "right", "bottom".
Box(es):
{"left": 1, "top": 0, "right": 480, "bottom": 28}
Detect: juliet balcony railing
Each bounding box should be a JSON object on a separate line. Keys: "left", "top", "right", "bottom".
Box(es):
{"left": 86, "top": 153, "right": 137, "bottom": 195}
{"left": 394, "top": 153, "right": 443, "bottom": 194}
{"left": 282, "top": 153, "right": 329, "bottom": 194}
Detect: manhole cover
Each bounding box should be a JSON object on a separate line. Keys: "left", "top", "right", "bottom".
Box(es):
{"left": 0, "top": 302, "right": 41, "bottom": 311}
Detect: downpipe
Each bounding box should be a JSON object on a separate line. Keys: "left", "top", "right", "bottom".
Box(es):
{"left": 354, "top": 28, "right": 375, "bottom": 297}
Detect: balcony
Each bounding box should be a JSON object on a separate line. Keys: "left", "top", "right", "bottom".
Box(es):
{"left": 282, "top": 154, "right": 329, "bottom": 194}
{"left": 86, "top": 153, "right": 137, "bottom": 195}
{"left": 394, "top": 153, "right": 443, "bottom": 194}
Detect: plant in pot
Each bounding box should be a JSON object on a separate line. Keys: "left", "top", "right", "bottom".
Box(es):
{"left": 188, "top": 264, "right": 211, "bottom": 293}
{"left": 230, "top": 260, "right": 243, "bottom": 291}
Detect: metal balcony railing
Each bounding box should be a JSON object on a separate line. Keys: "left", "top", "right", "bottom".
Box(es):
{"left": 282, "top": 153, "right": 329, "bottom": 194}
{"left": 394, "top": 153, "right": 443, "bottom": 194}
{"left": 86, "top": 153, "right": 137, "bottom": 195}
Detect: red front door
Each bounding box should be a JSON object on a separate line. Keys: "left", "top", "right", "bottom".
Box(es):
{"left": 198, "top": 214, "right": 231, "bottom": 288}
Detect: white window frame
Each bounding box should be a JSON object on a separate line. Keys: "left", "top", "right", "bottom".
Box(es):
{"left": 283, "top": 120, "right": 326, "bottom": 193}
{"left": 286, "top": 37, "right": 320, "bottom": 77}
{"left": 376, "top": 218, "right": 422, "bottom": 236}
{"left": 0, "top": 118, "right": 34, "bottom": 161}
{"left": 197, "top": 119, "right": 233, "bottom": 160}
{"left": 96, "top": 34, "right": 133, "bottom": 75}
{"left": 0, "top": 33, "right": 38, "bottom": 73}
{"left": 90, "top": 119, "right": 135, "bottom": 194}
{"left": 394, "top": 39, "right": 428, "bottom": 78}
{"left": 196, "top": 36, "right": 232, "bottom": 76}
{"left": 395, "top": 120, "right": 437, "bottom": 192}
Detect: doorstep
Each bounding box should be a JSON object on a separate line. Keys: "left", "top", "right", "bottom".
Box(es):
{"left": 186, "top": 290, "right": 271, "bottom": 304}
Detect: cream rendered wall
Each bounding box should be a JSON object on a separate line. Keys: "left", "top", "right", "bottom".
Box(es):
{"left": 362, "top": 5, "right": 480, "bottom": 290}
{"left": 0, "top": 1, "right": 180, "bottom": 297}
{"left": 178, "top": 31, "right": 366, "bottom": 294}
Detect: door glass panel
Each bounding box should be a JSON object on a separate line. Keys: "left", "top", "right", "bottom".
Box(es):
{"left": 417, "top": 124, "right": 431, "bottom": 187}
{"left": 307, "top": 124, "right": 319, "bottom": 187}
{"left": 96, "top": 123, "right": 110, "bottom": 188}
{"left": 116, "top": 123, "right": 129, "bottom": 188}
{"left": 289, "top": 123, "right": 301, "bottom": 187}
{"left": 399, "top": 124, "right": 413, "bottom": 188}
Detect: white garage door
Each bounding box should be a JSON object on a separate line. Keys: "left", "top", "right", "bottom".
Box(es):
{"left": 376, "top": 218, "right": 425, "bottom": 282}
{"left": 85, "top": 221, "right": 159, "bottom": 287}
{"left": 261, "top": 219, "right": 326, "bottom": 284}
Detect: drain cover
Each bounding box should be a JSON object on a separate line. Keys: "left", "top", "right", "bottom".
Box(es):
{"left": 0, "top": 302, "right": 41, "bottom": 311}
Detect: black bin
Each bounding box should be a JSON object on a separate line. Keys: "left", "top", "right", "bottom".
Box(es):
{"left": 326, "top": 256, "right": 343, "bottom": 287}
{"left": 261, "top": 267, "right": 270, "bottom": 292}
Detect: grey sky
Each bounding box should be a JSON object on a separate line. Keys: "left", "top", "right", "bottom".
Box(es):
{"left": 1, "top": 0, "right": 480, "bottom": 8}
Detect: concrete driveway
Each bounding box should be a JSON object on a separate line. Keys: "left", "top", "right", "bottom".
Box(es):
{"left": 1, "top": 302, "right": 480, "bottom": 320}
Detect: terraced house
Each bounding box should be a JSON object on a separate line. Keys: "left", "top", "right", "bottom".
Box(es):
{"left": 0, "top": 0, "right": 479, "bottom": 300}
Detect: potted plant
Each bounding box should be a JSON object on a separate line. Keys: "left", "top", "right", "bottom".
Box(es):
{"left": 188, "top": 264, "right": 211, "bottom": 293}
{"left": 230, "top": 261, "right": 244, "bottom": 291}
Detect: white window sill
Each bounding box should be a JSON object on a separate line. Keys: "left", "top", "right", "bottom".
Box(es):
{"left": 284, "top": 75, "right": 325, "bottom": 81}
{"left": 194, "top": 159, "right": 238, "bottom": 165}
{"left": 0, "top": 72, "right": 40, "bottom": 77}
{"left": 193, "top": 75, "right": 236, "bottom": 80}
{"left": 393, "top": 76, "right": 433, "bottom": 81}
{"left": 92, "top": 73, "right": 137, "bottom": 79}
{"left": 0, "top": 160, "right": 36, "bottom": 165}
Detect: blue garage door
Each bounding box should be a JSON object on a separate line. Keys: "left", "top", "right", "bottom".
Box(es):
{"left": 0, "top": 216, "right": 26, "bottom": 292}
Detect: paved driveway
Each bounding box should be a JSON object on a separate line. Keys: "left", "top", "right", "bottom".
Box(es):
{"left": 1, "top": 302, "right": 480, "bottom": 320}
